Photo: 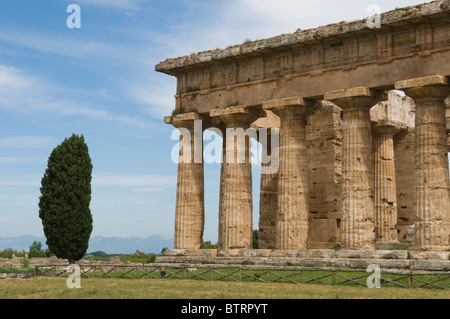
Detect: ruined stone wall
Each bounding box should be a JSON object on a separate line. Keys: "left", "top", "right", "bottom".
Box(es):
{"left": 394, "top": 129, "right": 416, "bottom": 242}
{"left": 306, "top": 101, "right": 343, "bottom": 249}
{"left": 446, "top": 97, "right": 450, "bottom": 151}
{"left": 303, "top": 91, "right": 416, "bottom": 248}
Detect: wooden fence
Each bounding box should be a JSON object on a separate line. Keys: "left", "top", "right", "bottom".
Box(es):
{"left": 34, "top": 264, "right": 450, "bottom": 290}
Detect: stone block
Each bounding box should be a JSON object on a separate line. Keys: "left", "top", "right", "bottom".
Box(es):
{"left": 262, "top": 97, "right": 313, "bottom": 110}
{"left": 240, "top": 249, "right": 272, "bottom": 257}
{"left": 308, "top": 220, "right": 338, "bottom": 250}
{"left": 395, "top": 75, "right": 448, "bottom": 90}
{"left": 270, "top": 250, "right": 302, "bottom": 258}
{"left": 410, "top": 260, "right": 450, "bottom": 271}
{"left": 408, "top": 250, "right": 450, "bottom": 260}
{"left": 164, "top": 249, "right": 186, "bottom": 256}
{"left": 325, "top": 87, "right": 373, "bottom": 100}
{"left": 305, "top": 249, "right": 336, "bottom": 259}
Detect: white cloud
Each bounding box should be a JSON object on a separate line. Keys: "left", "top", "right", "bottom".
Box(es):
{"left": 92, "top": 173, "right": 176, "bottom": 188}
{"left": 153, "top": 0, "right": 429, "bottom": 57}
{"left": 0, "top": 157, "right": 37, "bottom": 164}
{"left": 127, "top": 76, "right": 177, "bottom": 119}
{"left": 0, "top": 175, "right": 41, "bottom": 187}
{"left": 0, "top": 28, "right": 151, "bottom": 67}
{"left": 0, "top": 136, "right": 58, "bottom": 149}
{"left": 0, "top": 64, "right": 154, "bottom": 128}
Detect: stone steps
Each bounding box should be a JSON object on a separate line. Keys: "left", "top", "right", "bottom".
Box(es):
{"left": 156, "top": 249, "right": 450, "bottom": 272}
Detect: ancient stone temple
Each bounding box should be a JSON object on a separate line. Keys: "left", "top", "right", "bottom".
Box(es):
{"left": 156, "top": 0, "right": 450, "bottom": 262}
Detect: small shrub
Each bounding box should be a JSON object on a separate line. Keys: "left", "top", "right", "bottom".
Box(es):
{"left": 28, "top": 241, "right": 47, "bottom": 258}
{"left": 119, "top": 254, "right": 156, "bottom": 264}
{"left": 0, "top": 248, "right": 26, "bottom": 258}
{"left": 202, "top": 241, "right": 218, "bottom": 249}
{"left": 393, "top": 243, "right": 410, "bottom": 250}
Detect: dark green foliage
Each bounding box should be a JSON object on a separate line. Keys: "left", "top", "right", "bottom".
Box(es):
{"left": 202, "top": 241, "right": 218, "bottom": 249}
{"left": 120, "top": 253, "right": 157, "bottom": 264}
{"left": 253, "top": 230, "right": 259, "bottom": 249}
{"left": 39, "top": 134, "right": 93, "bottom": 264}
{"left": 0, "top": 249, "right": 26, "bottom": 258}
{"left": 28, "top": 241, "right": 46, "bottom": 258}
{"left": 87, "top": 251, "right": 109, "bottom": 258}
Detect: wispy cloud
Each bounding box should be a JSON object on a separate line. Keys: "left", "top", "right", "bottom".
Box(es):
{"left": 0, "top": 175, "right": 41, "bottom": 187}
{"left": 0, "top": 64, "right": 154, "bottom": 128}
{"left": 0, "top": 28, "right": 152, "bottom": 67}
{"left": 0, "top": 136, "right": 58, "bottom": 149}
{"left": 92, "top": 173, "right": 176, "bottom": 188}
{"left": 74, "top": 0, "right": 145, "bottom": 10}
{"left": 0, "top": 157, "right": 38, "bottom": 164}
{"left": 126, "top": 76, "right": 176, "bottom": 119}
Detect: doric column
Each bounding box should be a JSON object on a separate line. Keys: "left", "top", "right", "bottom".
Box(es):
{"left": 372, "top": 121, "right": 405, "bottom": 243}
{"left": 210, "top": 106, "right": 265, "bottom": 250}
{"left": 165, "top": 113, "right": 206, "bottom": 250}
{"left": 446, "top": 98, "right": 450, "bottom": 152}
{"left": 258, "top": 131, "right": 278, "bottom": 249}
{"left": 324, "top": 88, "right": 388, "bottom": 250}
{"left": 263, "top": 97, "right": 314, "bottom": 250}
{"left": 395, "top": 75, "right": 450, "bottom": 251}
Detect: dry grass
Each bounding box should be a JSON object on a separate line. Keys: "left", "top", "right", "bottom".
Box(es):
{"left": 0, "top": 277, "right": 449, "bottom": 299}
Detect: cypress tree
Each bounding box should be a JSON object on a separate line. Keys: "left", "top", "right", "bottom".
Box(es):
{"left": 39, "top": 134, "right": 93, "bottom": 264}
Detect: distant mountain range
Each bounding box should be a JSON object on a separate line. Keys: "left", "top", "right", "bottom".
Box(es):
{"left": 0, "top": 235, "right": 174, "bottom": 255}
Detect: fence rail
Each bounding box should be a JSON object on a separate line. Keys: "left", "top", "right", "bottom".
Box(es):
{"left": 34, "top": 264, "right": 450, "bottom": 290}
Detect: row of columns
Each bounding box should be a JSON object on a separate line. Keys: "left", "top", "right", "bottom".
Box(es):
{"left": 168, "top": 75, "right": 450, "bottom": 251}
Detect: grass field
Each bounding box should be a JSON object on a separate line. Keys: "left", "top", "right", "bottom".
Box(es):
{"left": 1, "top": 276, "right": 449, "bottom": 299}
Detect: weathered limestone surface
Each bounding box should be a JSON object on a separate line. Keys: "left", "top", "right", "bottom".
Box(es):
{"left": 324, "top": 88, "right": 388, "bottom": 250}
{"left": 446, "top": 97, "right": 450, "bottom": 151}
{"left": 371, "top": 92, "right": 416, "bottom": 242}
{"left": 159, "top": 1, "right": 450, "bottom": 255}
{"left": 395, "top": 76, "right": 450, "bottom": 251}
{"left": 263, "top": 98, "right": 313, "bottom": 250}
{"left": 165, "top": 114, "right": 205, "bottom": 249}
{"left": 306, "top": 101, "right": 343, "bottom": 248}
{"left": 157, "top": 1, "right": 450, "bottom": 115}
{"left": 258, "top": 135, "right": 278, "bottom": 249}
{"left": 372, "top": 124, "right": 403, "bottom": 243}
{"left": 211, "top": 106, "right": 265, "bottom": 250}
{"left": 394, "top": 128, "right": 416, "bottom": 241}
{"left": 157, "top": 249, "right": 450, "bottom": 271}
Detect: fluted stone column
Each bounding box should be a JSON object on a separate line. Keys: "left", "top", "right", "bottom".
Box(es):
{"left": 324, "top": 88, "right": 387, "bottom": 250}
{"left": 258, "top": 133, "right": 278, "bottom": 249}
{"left": 372, "top": 121, "right": 405, "bottom": 243}
{"left": 446, "top": 98, "right": 450, "bottom": 152}
{"left": 165, "top": 113, "right": 206, "bottom": 250}
{"left": 395, "top": 75, "right": 450, "bottom": 251}
{"left": 210, "top": 106, "right": 265, "bottom": 250}
{"left": 263, "top": 97, "right": 314, "bottom": 250}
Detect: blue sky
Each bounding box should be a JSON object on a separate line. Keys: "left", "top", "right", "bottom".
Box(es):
{"left": 0, "top": 0, "right": 429, "bottom": 242}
